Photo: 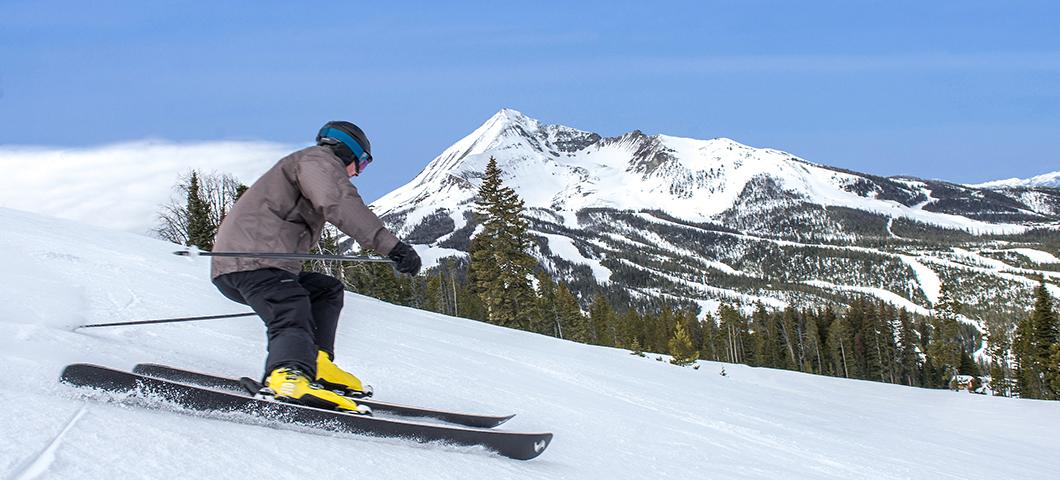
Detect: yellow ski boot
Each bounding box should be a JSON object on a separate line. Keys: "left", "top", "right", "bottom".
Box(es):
{"left": 264, "top": 367, "right": 371, "bottom": 414}
{"left": 316, "top": 350, "right": 373, "bottom": 398}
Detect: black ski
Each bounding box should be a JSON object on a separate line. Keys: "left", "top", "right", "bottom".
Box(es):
{"left": 62, "top": 364, "right": 552, "bottom": 461}
{"left": 131, "top": 363, "right": 514, "bottom": 428}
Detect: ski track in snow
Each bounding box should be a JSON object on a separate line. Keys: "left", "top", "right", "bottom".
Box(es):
{"left": 9, "top": 405, "right": 88, "bottom": 480}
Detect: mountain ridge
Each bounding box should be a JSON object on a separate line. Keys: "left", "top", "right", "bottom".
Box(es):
{"left": 374, "top": 109, "right": 1057, "bottom": 231}
{"left": 968, "top": 171, "right": 1060, "bottom": 189}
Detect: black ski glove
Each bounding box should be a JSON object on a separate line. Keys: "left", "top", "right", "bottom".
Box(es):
{"left": 388, "top": 241, "right": 421, "bottom": 276}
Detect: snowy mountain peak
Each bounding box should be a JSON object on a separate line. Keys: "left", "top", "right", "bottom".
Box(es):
{"left": 490, "top": 107, "right": 535, "bottom": 127}
{"left": 969, "top": 170, "right": 1060, "bottom": 189}
{"left": 372, "top": 110, "right": 1057, "bottom": 234}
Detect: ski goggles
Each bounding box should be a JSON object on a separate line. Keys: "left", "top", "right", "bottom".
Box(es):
{"left": 320, "top": 127, "right": 373, "bottom": 175}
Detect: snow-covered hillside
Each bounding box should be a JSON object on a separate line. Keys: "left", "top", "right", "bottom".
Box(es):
{"left": 2, "top": 207, "right": 1058, "bottom": 479}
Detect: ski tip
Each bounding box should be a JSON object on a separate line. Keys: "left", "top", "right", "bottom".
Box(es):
{"left": 491, "top": 414, "right": 517, "bottom": 428}
{"left": 61, "top": 363, "right": 101, "bottom": 375}
{"left": 59, "top": 363, "right": 115, "bottom": 388}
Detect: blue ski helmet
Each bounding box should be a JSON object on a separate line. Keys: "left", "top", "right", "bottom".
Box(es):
{"left": 316, "top": 121, "right": 373, "bottom": 173}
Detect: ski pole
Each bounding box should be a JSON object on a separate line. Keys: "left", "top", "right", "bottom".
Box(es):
{"left": 77, "top": 312, "right": 257, "bottom": 329}
{"left": 173, "top": 249, "right": 394, "bottom": 263}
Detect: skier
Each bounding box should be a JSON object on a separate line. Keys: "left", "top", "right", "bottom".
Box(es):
{"left": 210, "top": 121, "right": 421, "bottom": 413}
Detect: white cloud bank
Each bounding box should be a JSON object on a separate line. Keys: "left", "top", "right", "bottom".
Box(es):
{"left": 0, "top": 141, "right": 297, "bottom": 235}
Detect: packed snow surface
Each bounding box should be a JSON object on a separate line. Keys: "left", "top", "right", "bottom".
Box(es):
{"left": 2, "top": 207, "right": 1058, "bottom": 479}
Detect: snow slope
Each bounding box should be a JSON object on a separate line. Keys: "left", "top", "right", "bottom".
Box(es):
{"left": 2, "top": 207, "right": 1058, "bottom": 479}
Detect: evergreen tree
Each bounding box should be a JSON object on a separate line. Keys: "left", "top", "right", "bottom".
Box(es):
{"left": 844, "top": 299, "right": 867, "bottom": 379}
{"left": 1049, "top": 343, "right": 1060, "bottom": 397}
{"left": 630, "top": 337, "right": 646, "bottom": 357}
{"left": 779, "top": 307, "right": 800, "bottom": 371}
{"left": 928, "top": 283, "right": 964, "bottom": 389}
{"left": 827, "top": 315, "right": 854, "bottom": 378}
{"left": 646, "top": 307, "right": 676, "bottom": 354}
{"left": 185, "top": 171, "right": 215, "bottom": 250}
{"left": 958, "top": 348, "right": 980, "bottom": 376}
{"left": 467, "top": 157, "right": 538, "bottom": 329}
{"left": 1013, "top": 279, "right": 1059, "bottom": 399}
{"left": 878, "top": 305, "right": 899, "bottom": 384}
{"left": 588, "top": 295, "right": 617, "bottom": 346}
{"left": 532, "top": 271, "right": 560, "bottom": 336}
{"left": 818, "top": 306, "right": 838, "bottom": 376}
{"left": 802, "top": 312, "right": 824, "bottom": 374}
{"left": 985, "top": 316, "right": 1012, "bottom": 396}
{"left": 680, "top": 309, "right": 705, "bottom": 355}
{"left": 555, "top": 285, "right": 587, "bottom": 342}
{"left": 896, "top": 309, "right": 921, "bottom": 387}
{"left": 424, "top": 274, "right": 444, "bottom": 314}
{"left": 617, "top": 308, "right": 644, "bottom": 350}
{"left": 860, "top": 303, "right": 885, "bottom": 382}
{"left": 668, "top": 320, "right": 699, "bottom": 366}
{"left": 700, "top": 314, "right": 721, "bottom": 362}
{"left": 915, "top": 318, "right": 939, "bottom": 388}
{"left": 718, "top": 304, "right": 749, "bottom": 364}
{"left": 751, "top": 303, "right": 776, "bottom": 368}
{"left": 456, "top": 278, "right": 487, "bottom": 322}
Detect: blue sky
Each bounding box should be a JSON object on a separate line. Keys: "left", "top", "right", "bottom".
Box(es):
{"left": 2, "top": 0, "right": 1058, "bottom": 202}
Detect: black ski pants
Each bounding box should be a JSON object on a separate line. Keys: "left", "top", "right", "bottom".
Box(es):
{"left": 213, "top": 268, "right": 344, "bottom": 377}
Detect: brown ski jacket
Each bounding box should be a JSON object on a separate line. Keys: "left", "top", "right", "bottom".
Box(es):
{"left": 210, "top": 145, "right": 399, "bottom": 278}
